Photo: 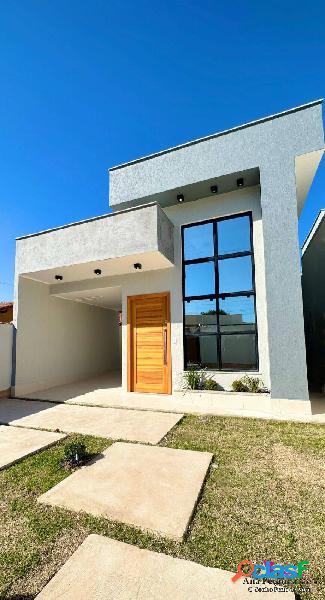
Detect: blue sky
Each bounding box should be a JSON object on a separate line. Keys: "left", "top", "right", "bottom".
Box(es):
{"left": 1, "top": 0, "right": 324, "bottom": 300}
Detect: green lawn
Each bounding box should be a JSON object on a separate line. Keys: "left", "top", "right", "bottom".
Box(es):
{"left": 0, "top": 416, "right": 324, "bottom": 599}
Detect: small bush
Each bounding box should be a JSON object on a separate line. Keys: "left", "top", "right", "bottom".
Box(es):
{"left": 203, "top": 378, "right": 220, "bottom": 391}
{"left": 231, "top": 375, "right": 264, "bottom": 393}
{"left": 183, "top": 366, "right": 205, "bottom": 390}
{"left": 64, "top": 439, "right": 87, "bottom": 466}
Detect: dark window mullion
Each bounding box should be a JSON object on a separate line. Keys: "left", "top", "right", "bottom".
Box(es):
{"left": 218, "top": 290, "right": 254, "bottom": 299}
{"left": 213, "top": 221, "right": 222, "bottom": 370}
{"left": 184, "top": 294, "right": 217, "bottom": 302}
{"left": 249, "top": 213, "right": 259, "bottom": 371}
{"left": 184, "top": 256, "right": 214, "bottom": 266}
{"left": 217, "top": 250, "right": 252, "bottom": 261}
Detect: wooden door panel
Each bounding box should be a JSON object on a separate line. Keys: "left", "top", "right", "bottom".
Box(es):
{"left": 128, "top": 292, "right": 171, "bottom": 394}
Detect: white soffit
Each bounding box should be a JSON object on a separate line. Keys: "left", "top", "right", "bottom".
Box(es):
{"left": 295, "top": 149, "right": 324, "bottom": 216}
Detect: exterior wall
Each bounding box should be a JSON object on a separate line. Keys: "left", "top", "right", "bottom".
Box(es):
{"left": 14, "top": 278, "right": 120, "bottom": 396}
{"left": 42, "top": 186, "right": 265, "bottom": 394}
{"left": 118, "top": 186, "right": 267, "bottom": 393}
{"left": 0, "top": 324, "right": 13, "bottom": 394}
{"left": 302, "top": 218, "right": 325, "bottom": 392}
{"left": 109, "top": 103, "right": 324, "bottom": 211}
{"left": 259, "top": 159, "right": 308, "bottom": 399}
{"left": 109, "top": 104, "right": 325, "bottom": 401}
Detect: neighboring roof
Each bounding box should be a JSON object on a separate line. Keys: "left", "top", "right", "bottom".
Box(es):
{"left": 109, "top": 99, "right": 323, "bottom": 172}
{"left": 0, "top": 301, "right": 13, "bottom": 310}
{"left": 0, "top": 301, "right": 13, "bottom": 315}
{"left": 302, "top": 209, "right": 325, "bottom": 255}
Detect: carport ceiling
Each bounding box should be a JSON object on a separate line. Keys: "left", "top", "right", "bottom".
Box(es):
{"left": 55, "top": 286, "right": 122, "bottom": 310}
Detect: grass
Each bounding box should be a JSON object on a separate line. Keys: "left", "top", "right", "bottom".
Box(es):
{"left": 0, "top": 417, "right": 324, "bottom": 599}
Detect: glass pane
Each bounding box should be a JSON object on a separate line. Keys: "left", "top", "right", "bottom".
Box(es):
{"left": 183, "top": 223, "right": 214, "bottom": 260}
{"left": 218, "top": 256, "right": 253, "bottom": 294}
{"left": 221, "top": 334, "right": 257, "bottom": 370}
{"left": 218, "top": 215, "right": 251, "bottom": 255}
{"left": 185, "top": 335, "right": 218, "bottom": 368}
{"left": 219, "top": 296, "right": 256, "bottom": 332}
{"left": 185, "top": 299, "right": 217, "bottom": 334}
{"left": 185, "top": 261, "right": 215, "bottom": 297}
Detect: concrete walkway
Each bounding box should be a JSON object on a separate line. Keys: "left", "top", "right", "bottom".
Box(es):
{"left": 20, "top": 372, "right": 325, "bottom": 423}
{"left": 36, "top": 535, "right": 295, "bottom": 599}
{"left": 0, "top": 425, "right": 65, "bottom": 470}
{"left": 38, "top": 442, "right": 213, "bottom": 540}
{"left": 0, "top": 398, "right": 183, "bottom": 444}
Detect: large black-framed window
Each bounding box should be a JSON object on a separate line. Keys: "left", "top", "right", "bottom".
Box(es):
{"left": 182, "top": 212, "right": 258, "bottom": 371}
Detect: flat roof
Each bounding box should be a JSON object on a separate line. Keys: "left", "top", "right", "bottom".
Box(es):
{"left": 302, "top": 208, "right": 325, "bottom": 255}
{"left": 109, "top": 99, "right": 323, "bottom": 172}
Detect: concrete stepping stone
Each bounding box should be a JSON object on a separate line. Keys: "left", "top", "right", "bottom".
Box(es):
{"left": 0, "top": 398, "right": 183, "bottom": 444}
{"left": 0, "top": 425, "right": 65, "bottom": 470}
{"left": 38, "top": 442, "right": 213, "bottom": 539}
{"left": 36, "top": 534, "right": 295, "bottom": 599}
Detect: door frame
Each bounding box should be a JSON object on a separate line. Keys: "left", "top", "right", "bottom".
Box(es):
{"left": 127, "top": 292, "right": 171, "bottom": 394}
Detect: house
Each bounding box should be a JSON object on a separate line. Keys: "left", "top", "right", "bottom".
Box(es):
{"left": 302, "top": 209, "right": 325, "bottom": 393}
{"left": 11, "top": 100, "right": 324, "bottom": 416}
{"left": 0, "top": 302, "right": 13, "bottom": 397}
{"left": 0, "top": 301, "right": 13, "bottom": 323}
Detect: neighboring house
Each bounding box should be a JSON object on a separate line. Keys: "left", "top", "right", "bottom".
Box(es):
{"left": 0, "top": 303, "right": 13, "bottom": 396}
{"left": 12, "top": 100, "right": 324, "bottom": 413}
{"left": 302, "top": 209, "right": 325, "bottom": 392}
{"left": 0, "top": 301, "right": 13, "bottom": 323}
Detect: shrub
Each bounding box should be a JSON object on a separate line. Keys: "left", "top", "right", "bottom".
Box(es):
{"left": 64, "top": 439, "right": 87, "bottom": 466}
{"left": 203, "top": 378, "right": 220, "bottom": 391}
{"left": 183, "top": 366, "right": 205, "bottom": 390}
{"left": 231, "top": 375, "right": 264, "bottom": 393}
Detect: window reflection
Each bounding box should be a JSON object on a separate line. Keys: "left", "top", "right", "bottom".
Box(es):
{"left": 185, "top": 299, "right": 217, "bottom": 334}
{"left": 182, "top": 213, "right": 258, "bottom": 371}
{"left": 217, "top": 215, "right": 251, "bottom": 255}
{"left": 183, "top": 222, "right": 214, "bottom": 260}
{"left": 185, "top": 335, "right": 218, "bottom": 369}
{"left": 218, "top": 256, "right": 253, "bottom": 294}
{"left": 221, "top": 334, "right": 256, "bottom": 370}
{"left": 219, "top": 296, "right": 255, "bottom": 332}
{"left": 185, "top": 262, "right": 215, "bottom": 297}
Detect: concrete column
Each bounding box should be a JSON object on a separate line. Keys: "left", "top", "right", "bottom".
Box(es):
{"left": 259, "top": 157, "right": 309, "bottom": 400}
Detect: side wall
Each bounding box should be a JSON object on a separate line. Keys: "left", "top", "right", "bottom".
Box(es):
{"left": 14, "top": 278, "right": 119, "bottom": 396}
{"left": 0, "top": 324, "right": 13, "bottom": 394}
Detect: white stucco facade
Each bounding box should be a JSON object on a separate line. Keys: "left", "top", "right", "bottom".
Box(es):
{"left": 12, "top": 101, "right": 325, "bottom": 407}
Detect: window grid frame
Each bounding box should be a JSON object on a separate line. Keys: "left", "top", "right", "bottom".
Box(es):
{"left": 182, "top": 211, "right": 259, "bottom": 371}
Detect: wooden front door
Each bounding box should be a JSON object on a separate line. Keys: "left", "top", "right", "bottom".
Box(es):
{"left": 128, "top": 292, "right": 171, "bottom": 394}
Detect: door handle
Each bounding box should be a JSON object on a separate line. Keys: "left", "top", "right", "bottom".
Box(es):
{"left": 163, "top": 326, "right": 167, "bottom": 365}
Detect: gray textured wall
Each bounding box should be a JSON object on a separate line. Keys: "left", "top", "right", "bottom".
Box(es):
{"left": 109, "top": 103, "right": 324, "bottom": 400}
{"left": 15, "top": 203, "right": 174, "bottom": 275}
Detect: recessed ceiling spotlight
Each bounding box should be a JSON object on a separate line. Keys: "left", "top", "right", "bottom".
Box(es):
{"left": 237, "top": 177, "right": 244, "bottom": 187}
{"left": 94, "top": 268, "right": 102, "bottom": 275}
{"left": 54, "top": 274, "right": 63, "bottom": 281}
{"left": 177, "top": 194, "right": 184, "bottom": 203}
{"left": 210, "top": 185, "right": 218, "bottom": 194}
{"left": 134, "top": 263, "right": 142, "bottom": 270}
